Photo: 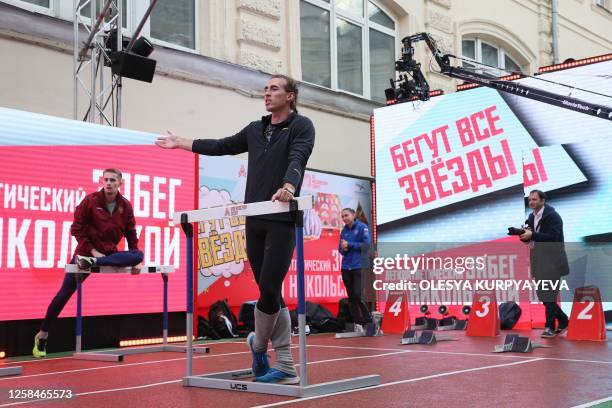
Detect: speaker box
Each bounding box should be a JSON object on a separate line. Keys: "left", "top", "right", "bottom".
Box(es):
{"left": 110, "top": 51, "right": 156, "bottom": 83}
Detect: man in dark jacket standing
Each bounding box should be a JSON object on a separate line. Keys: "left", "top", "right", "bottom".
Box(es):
{"left": 520, "top": 189, "right": 569, "bottom": 338}
{"left": 33, "top": 168, "right": 144, "bottom": 357}
{"left": 156, "top": 75, "right": 315, "bottom": 384}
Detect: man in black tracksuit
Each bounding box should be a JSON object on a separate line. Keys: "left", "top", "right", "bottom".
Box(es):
{"left": 156, "top": 75, "right": 314, "bottom": 384}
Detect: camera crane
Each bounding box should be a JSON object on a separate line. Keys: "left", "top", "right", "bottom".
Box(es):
{"left": 386, "top": 32, "right": 612, "bottom": 122}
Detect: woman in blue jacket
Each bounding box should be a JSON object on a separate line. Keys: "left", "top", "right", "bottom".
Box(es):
{"left": 339, "top": 208, "right": 371, "bottom": 324}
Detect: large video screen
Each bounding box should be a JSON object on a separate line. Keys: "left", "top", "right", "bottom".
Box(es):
{"left": 0, "top": 107, "right": 195, "bottom": 321}
{"left": 195, "top": 155, "right": 373, "bottom": 313}
{"left": 373, "top": 59, "right": 612, "bottom": 317}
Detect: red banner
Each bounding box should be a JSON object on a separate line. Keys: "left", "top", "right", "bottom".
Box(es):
{"left": 0, "top": 145, "right": 195, "bottom": 321}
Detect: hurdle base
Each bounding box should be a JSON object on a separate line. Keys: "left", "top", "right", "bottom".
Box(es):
{"left": 335, "top": 331, "right": 367, "bottom": 339}
{"left": 161, "top": 345, "right": 210, "bottom": 354}
{"left": 335, "top": 331, "right": 382, "bottom": 339}
{"left": 0, "top": 366, "right": 22, "bottom": 377}
{"left": 73, "top": 344, "right": 210, "bottom": 361}
{"left": 335, "top": 322, "right": 381, "bottom": 339}
{"left": 73, "top": 352, "right": 124, "bottom": 362}
{"left": 183, "top": 368, "right": 380, "bottom": 398}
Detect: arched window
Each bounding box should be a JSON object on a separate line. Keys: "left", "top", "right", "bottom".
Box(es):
{"left": 300, "top": 0, "right": 397, "bottom": 102}
{"left": 462, "top": 37, "right": 522, "bottom": 76}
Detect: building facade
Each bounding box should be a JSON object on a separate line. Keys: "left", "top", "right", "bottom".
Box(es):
{"left": 0, "top": 0, "right": 611, "bottom": 178}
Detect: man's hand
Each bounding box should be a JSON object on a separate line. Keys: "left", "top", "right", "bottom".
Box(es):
{"left": 130, "top": 266, "right": 141, "bottom": 275}
{"left": 91, "top": 248, "right": 104, "bottom": 257}
{"left": 271, "top": 183, "right": 295, "bottom": 202}
{"left": 341, "top": 239, "right": 348, "bottom": 251}
{"left": 155, "top": 131, "right": 191, "bottom": 150}
{"left": 519, "top": 229, "right": 533, "bottom": 242}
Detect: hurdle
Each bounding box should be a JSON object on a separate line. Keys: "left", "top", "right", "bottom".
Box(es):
{"left": 174, "top": 196, "right": 381, "bottom": 397}
{"left": 65, "top": 264, "right": 209, "bottom": 361}
{"left": 0, "top": 366, "right": 22, "bottom": 377}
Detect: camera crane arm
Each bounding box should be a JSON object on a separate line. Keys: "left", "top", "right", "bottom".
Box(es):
{"left": 395, "top": 32, "right": 612, "bottom": 122}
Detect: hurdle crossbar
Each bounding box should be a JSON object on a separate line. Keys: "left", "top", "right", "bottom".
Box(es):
{"left": 65, "top": 265, "right": 175, "bottom": 274}
{"left": 68, "top": 264, "right": 209, "bottom": 361}
{"left": 175, "top": 196, "right": 381, "bottom": 397}
{"left": 0, "top": 366, "right": 22, "bottom": 377}
{"left": 172, "top": 195, "right": 314, "bottom": 224}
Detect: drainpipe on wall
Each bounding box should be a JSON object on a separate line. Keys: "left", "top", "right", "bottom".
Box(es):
{"left": 551, "top": 0, "right": 560, "bottom": 64}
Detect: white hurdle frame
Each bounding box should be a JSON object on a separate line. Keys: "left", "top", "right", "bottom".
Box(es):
{"left": 0, "top": 366, "right": 22, "bottom": 377}
{"left": 65, "top": 264, "right": 209, "bottom": 361}
{"left": 174, "top": 196, "right": 380, "bottom": 397}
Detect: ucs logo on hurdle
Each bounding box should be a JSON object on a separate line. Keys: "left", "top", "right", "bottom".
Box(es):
{"left": 230, "top": 383, "right": 248, "bottom": 391}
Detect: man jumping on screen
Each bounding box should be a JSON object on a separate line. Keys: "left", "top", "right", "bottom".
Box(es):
{"left": 33, "top": 168, "right": 144, "bottom": 358}
{"left": 155, "top": 74, "right": 315, "bottom": 384}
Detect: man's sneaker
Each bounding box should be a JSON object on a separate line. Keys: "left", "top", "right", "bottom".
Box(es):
{"left": 246, "top": 332, "right": 269, "bottom": 378}
{"left": 254, "top": 368, "right": 299, "bottom": 385}
{"left": 541, "top": 328, "right": 557, "bottom": 338}
{"left": 76, "top": 255, "right": 96, "bottom": 270}
{"left": 554, "top": 324, "right": 568, "bottom": 336}
{"left": 32, "top": 334, "right": 47, "bottom": 358}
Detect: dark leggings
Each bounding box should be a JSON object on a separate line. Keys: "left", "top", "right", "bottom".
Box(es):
{"left": 245, "top": 217, "right": 295, "bottom": 315}
{"left": 341, "top": 268, "right": 362, "bottom": 302}
{"left": 40, "top": 250, "right": 144, "bottom": 332}
{"left": 341, "top": 268, "right": 371, "bottom": 324}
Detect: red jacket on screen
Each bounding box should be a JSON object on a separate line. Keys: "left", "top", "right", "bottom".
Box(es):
{"left": 71, "top": 189, "right": 139, "bottom": 257}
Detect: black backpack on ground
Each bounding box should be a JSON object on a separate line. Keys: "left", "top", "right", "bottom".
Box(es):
{"left": 208, "top": 299, "right": 239, "bottom": 338}
{"left": 197, "top": 316, "right": 221, "bottom": 340}
{"left": 304, "top": 301, "right": 344, "bottom": 333}
{"left": 499, "top": 301, "right": 522, "bottom": 329}
{"left": 238, "top": 301, "right": 257, "bottom": 332}
{"left": 311, "top": 316, "right": 344, "bottom": 333}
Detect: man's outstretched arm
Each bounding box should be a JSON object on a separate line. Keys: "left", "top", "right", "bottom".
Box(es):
{"left": 155, "top": 131, "right": 195, "bottom": 151}
{"left": 156, "top": 127, "right": 249, "bottom": 156}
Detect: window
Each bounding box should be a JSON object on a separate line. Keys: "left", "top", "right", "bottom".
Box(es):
{"left": 595, "top": 0, "right": 611, "bottom": 11}
{"left": 2, "top": 0, "right": 197, "bottom": 51}
{"left": 300, "top": 0, "right": 396, "bottom": 102}
{"left": 150, "top": 0, "right": 196, "bottom": 50}
{"left": 78, "top": 0, "right": 197, "bottom": 51}
{"left": 21, "top": 0, "right": 47, "bottom": 6}
{"left": 2, "top": 0, "right": 52, "bottom": 15}
{"left": 337, "top": 19, "right": 363, "bottom": 94}
{"left": 369, "top": 29, "right": 394, "bottom": 102}
{"left": 462, "top": 38, "right": 522, "bottom": 76}
{"left": 79, "top": 0, "right": 128, "bottom": 29}
{"left": 300, "top": 1, "right": 331, "bottom": 87}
